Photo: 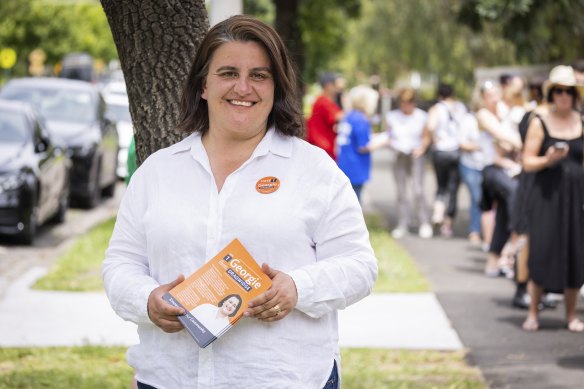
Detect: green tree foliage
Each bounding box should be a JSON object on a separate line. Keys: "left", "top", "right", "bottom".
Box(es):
{"left": 338, "top": 0, "right": 516, "bottom": 100}
{"left": 0, "top": 0, "right": 116, "bottom": 77}
{"left": 458, "top": 0, "right": 584, "bottom": 63}
{"left": 299, "top": 0, "right": 360, "bottom": 82}
{"left": 244, "top": 0, "right": 361, "bottom": 83}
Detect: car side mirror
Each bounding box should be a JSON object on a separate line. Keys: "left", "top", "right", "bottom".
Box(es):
{"left": 104, "top": 111, "right": 116, "bottom": 126}
{"left": 35, "top": 137, "right": 49, "bottom": 153}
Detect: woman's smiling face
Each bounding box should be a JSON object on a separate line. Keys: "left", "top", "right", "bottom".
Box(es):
{"left": 202, "top": 41, "right": 275, "bottom": 140}
{"left": 220, "top": 296, "right": 240, "bottom": 316}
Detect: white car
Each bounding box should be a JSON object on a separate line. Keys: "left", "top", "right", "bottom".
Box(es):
{"left": 101, "top": 80, "right": 127, "bottom": 100}
{"left": 104, "top": 93, "right": 133, "bottom": 178}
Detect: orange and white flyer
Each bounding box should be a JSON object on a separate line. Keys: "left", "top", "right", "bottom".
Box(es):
{"left": 162, "top": 239, "right": 272, "bottom": 348}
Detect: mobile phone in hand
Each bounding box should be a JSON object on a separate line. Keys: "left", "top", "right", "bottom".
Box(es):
{"left": 553, "top": 142, "right": 568, "bottom": 150}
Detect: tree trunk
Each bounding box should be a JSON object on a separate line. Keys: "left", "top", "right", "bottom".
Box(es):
{"left": 100, "top": 0, "right": 208, "bottom": 164}
{"left": 273, "top": 0, "right": 304, "bottom": 95}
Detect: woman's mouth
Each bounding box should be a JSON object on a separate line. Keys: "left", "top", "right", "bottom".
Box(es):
{"left": 228, "top": 99, "right": 255, "bottom": 107}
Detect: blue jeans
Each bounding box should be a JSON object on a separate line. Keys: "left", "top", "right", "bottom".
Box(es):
{"left": 459, "top": 164, "right": 482, "bottom": 234}
{"left": 322, "top": 360, "right": 339, "bottom": 389}
{"left": 137, "top": 362, "right": 339, "bottom": 389}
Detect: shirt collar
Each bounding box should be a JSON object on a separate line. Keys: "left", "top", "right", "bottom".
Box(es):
{"left": 252, "top": 127, "right": 293, "bottom": 159}
{"left": 170, "top": 127, "right": 293, "bottom": 159}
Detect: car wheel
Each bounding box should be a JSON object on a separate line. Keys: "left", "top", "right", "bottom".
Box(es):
{"left": 81, "top": 169, "right": 101, "bottom": 209}
{"left": 18, "top": 205, "right": 38, "bottom": 245}
{"left": 102, "top": 180, "right": 116, "bottom": 198}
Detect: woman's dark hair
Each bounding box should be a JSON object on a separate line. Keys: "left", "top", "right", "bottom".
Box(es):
{"left": 218, "top": 294, "right": 242, "bottom": 317}
{"left": 437, "top": 83, "right": 453, "bottom": 99}
{"left": 546, "top": 85, "right": 580, "bottom": 109}
{"left": 177, "top": 15, "right": 305, "bottom": 137}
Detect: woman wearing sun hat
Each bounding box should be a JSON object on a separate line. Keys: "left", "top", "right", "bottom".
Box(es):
{"left": 521, "top": 65, "right": 584, "bottom": 332}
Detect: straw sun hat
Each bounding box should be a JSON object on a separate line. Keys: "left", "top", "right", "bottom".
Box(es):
{"left": 543, "top": 65, "right": 584, "bottom": 101}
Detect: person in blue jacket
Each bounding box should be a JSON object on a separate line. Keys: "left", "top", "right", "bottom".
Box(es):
{"left": 336, "top": 85, "right": 379, "bottom": 201}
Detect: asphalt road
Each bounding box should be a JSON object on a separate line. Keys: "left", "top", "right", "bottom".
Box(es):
{"left": 0, "top": 182, "right": 125, "bottom": 298}
{"left": 364, "top": 149, "right": 584, "bottom": 389}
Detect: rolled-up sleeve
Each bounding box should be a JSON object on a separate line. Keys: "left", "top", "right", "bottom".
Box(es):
{"left": 102, "top": 166, "right": 159, "bottom": 324}
{"left": 288, "top": 173, "right": 378, "bottom": 318}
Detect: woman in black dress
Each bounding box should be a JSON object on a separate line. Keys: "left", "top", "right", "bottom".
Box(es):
{"left": 522, "top": 65, "right": 584, "bottom": 332}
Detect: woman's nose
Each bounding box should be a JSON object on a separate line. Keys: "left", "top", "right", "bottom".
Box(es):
{"left": 234, "top": 77, "right": 252, "bottom": 95}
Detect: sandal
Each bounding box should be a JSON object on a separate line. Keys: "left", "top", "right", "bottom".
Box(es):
{"left": 566, "top": 318, "right": 584, "bottom": 333}
{"left": 522, "top": 317, "right": 539, "bottom": 331}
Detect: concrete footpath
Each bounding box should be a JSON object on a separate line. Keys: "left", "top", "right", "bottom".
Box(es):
{"left": 0, "top": 267, "right": 462, "bottom": 350}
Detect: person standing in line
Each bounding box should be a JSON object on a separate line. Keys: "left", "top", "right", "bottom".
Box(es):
{"left": 103, "top": 15, "right": 377, "bottom": 388}
{"left": 481, "top": 79, "right": 525, "bottom": 277}
{"left": 522, "top": 65, "right": 584, "bottom": 332}
{"left": 476, "top": 80, "right": 522, "bottom": 276}
{"left": 307, "top": 72, "right": 345, "bottom": 160}
{"left": 509, "top": 79, "right": 552, "bottom": 308}
{"left": 457, "top": 108, "right": 489, "bottom": 246}
{"left": 425, "top": 84, "right": 466, "bottom": 238}
{"left": 383, "top": 88, "right": 433, "bottom": 239}
{"left": 334, "top": 75, "right": 348, "bottom": 111}
{"left": 336, "top": 85, "right": 379, "bottom": 202}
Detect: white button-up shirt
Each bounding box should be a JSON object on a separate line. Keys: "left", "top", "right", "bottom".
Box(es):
{"left": 103, "top": 128, "right": 378, "bottom": 389}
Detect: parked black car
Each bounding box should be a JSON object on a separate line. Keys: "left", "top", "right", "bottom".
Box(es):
{"left": 0, "top": 78, "right": 119, "bottom": 208}
{"left": 0, "top": 100, "right": 70, "bottom": 244}
{"left": 60, "top": 53, "right": 94, "bottom": 83}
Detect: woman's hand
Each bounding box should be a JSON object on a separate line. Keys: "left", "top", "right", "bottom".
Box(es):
{"left": 245, "top": 263, "right": 298, "bottom": 322}
{"left": 545, "top": 144, "right": 569, "bottom": 166}
{"left": 147, "top": 275, "right": 186, "bottom": 333}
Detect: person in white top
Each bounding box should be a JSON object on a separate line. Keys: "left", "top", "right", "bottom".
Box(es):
{"left": 384, "top": 88, "right": 432, "bottom": 239}
{"left": 190, "top": 295, "right": 242, "bottom": 337}
{"left": 457, "top": 111, "right": 489, "bottom": 245}
{"left": 102, "top": 15, "right": 377, "bottom": 389}
{"left": 425, "top": 84, "right": 467, "bottom": 238}
{"left": 476, "top": 81, "right": 523, "bottom": 277}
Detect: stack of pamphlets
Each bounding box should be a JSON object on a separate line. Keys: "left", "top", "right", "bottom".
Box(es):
{"left": 163, "top": 239, "right": 272, "bottom": 348}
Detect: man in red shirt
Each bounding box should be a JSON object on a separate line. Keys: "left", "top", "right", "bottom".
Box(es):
{"left": 307, "top": 73, "right": 344, "bottom": 160}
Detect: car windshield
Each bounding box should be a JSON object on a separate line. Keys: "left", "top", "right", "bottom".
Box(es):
{"left": 0, "top": 109, "right": 28, "bottom": 144}
{"left": 1, "top": 86, "right": 96, "bottom": 124}
{"left": 106, "top": 103, "right": 131, "bottom": 122}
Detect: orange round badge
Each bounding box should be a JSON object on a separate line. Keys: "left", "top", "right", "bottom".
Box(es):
{"left": 256, "top": 176, "right": 280, "bottom": 194}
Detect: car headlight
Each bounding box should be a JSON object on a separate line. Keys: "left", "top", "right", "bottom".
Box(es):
{"left": 0, "top": 173, "right": 27, "bottom": 193}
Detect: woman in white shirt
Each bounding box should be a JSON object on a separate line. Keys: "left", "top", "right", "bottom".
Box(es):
{"left": 384, "top": 88, "right": 432, "bottom": 239}
{"left": 425, "top": 84, "right": 467, "bottom": 238}
{"left": 103, "top": 15, "right": 377, "bottom": 389}
{"left": 190, "top": 295, "right": 242, "bottom": 337}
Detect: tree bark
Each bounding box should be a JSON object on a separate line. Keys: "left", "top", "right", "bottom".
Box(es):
{"left": 273, "top": 0, "right": 304, "bottom": 94}
{"left": 100, "top": 0, "right": 208, "bottom": 164}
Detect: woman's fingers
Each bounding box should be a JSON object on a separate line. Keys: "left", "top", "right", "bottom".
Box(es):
{"left": 244, "top": 268, "right": 298, "bottom": 321}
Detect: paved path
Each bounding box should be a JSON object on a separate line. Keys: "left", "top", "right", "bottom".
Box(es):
{"left": 1, "top": 267, "right": 462, "bottom": 350}
{"left": 6, "top": 148, "right": 582, "bottom": 387}
{"left": 0, "top": 149, "right": 463, "bottom": 351}
{"left": 366, "top": 150, "right": 584, "bottom": 389}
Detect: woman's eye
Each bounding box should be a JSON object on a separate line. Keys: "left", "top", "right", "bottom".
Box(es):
{"left": 251, "top": 73, "right": 269, "bottom": 81}
{"left": 219, "top": 72, "right": 237, "bottom": 78}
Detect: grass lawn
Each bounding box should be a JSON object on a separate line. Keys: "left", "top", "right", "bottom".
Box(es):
{"left": 0, "top": 346, "right": 132, "bottom": 388}
{"left": 33, "top": 218, "right": 116, "bottom": 291}
{"left": 15, "top": 213, "right": 486, "bottom": 388}
{"left": 0, "top": 346, "right": 485, "bottom": 389}
{"left": 34, "top": 214, "right": 429, "bottom": 293}
{"left": 365, "top": 214, "right": 430, "bottom": 293}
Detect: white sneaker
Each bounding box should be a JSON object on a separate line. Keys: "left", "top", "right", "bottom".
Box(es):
{"left": 431, "top": 201, "right": 445, "bottom": 225}
{"left": 418, "top": 223, "right": 433, "bottom": 239}
{"left": 391, "top": 228, "right": 407, "bottom": 239}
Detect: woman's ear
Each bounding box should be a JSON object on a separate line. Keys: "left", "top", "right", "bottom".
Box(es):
{"left": 201, "top": 79, "right": 208, "bottom": 100}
